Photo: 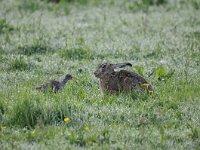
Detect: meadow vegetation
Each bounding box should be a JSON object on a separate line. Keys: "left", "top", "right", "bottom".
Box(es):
{"left": 0, "top": 0, "right": 200, "bottom": 149}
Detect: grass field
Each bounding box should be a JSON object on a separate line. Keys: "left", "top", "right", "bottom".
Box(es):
{"left": 0, "top": 0, "right": 200, "bottom": 149}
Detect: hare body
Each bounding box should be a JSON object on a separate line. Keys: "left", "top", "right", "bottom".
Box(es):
{"left": 36, "top": 74, "right": 73, "bottom": 93}
{"left": 94, "top": 63, "right": 153, "bottom": 94}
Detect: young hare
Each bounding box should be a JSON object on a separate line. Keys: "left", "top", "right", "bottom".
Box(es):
{"left": 94, "top": 63, "right": 153, "bottom": 94}
{"left": 36, "top": 74, "right": 74, "bottom": 93}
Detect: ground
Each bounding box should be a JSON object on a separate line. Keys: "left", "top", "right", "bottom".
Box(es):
{"left": 0, "top": 0, "right": 200, "bottom": 149}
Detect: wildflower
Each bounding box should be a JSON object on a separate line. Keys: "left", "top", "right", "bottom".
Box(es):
{"left": 84, "top": 126, "right": 89, "bottom": 132}
{"left": 31, "top": 130, "right": 35, "bottom": 135}
{"left": 88, "top": 140, "right": 93, "bottom": 145}
{"left": 148, "top": 90, "right": 154, "bottom": 94}
{"left": 142, "top": 83, "right": 149, "bottom": 87}
{"left": 64, "top": 117, "right": 70, "bottom": 123}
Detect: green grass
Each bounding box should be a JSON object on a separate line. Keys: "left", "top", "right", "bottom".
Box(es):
{"left": 0, "top": 0, "right": 200, "bottom": 149}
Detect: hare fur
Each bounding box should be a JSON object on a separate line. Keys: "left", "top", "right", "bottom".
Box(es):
{"left": 94, "top": 63, "right": 153, "bottom": 94}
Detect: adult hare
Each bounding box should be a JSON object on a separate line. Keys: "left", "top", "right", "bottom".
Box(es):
{"left": 94, "top": 63, "right": 153, "bottom": 94}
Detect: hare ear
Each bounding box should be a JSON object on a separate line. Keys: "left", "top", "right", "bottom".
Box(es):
{"left": 113, "top": 63, "right": 132, "bottom": 68}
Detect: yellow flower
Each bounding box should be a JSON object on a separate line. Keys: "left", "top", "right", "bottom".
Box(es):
{"left": 148, "top": 90, "right": 154, "bottom": 94}
{"left": 142, "top": 83, "right": 149, "bottom": 87}
{"left": 64, "top": 117, "right": 70, "bottom": 123}
{"left": 31, "top": 130, "right": 35, "bottom": 135}
{"left": 84, "top": 126, "right": 89, "bottom": 132}
{"left": 88, "top": 140, "right": 93, "bottom": 145}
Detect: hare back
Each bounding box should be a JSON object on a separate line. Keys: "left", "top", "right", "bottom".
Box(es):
{"left": 117, "top": 70, "right": 153, "bottom": 91}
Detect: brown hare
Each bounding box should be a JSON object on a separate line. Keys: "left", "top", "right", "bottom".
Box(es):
{"left": 94, "top": 63, "right": 153, "bottom": 94}
{"left": 36, "top": 74, "right": 74, "bottom": 93}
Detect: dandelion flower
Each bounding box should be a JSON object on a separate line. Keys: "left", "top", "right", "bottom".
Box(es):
{"left": 148, "top": 90, "right": 154, "bottom": 94}
{"left": 84, "top": 126, "right": 89, "bottom": 132}
{"left": 31, "top": 130, "right": 35, "bottom": 135}
{"left": 88, "top": 140, "right": 93, "bottom": 145}
{"left": 142, "top": 83, "right": 149, "bottom": 87}
{"left": 64, "top": 117, "right": 70, "bottom": 123}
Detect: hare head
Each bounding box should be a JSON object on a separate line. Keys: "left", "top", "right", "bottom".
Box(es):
{"left": 94, "top": 62, "right": 132, "bottom": 78}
